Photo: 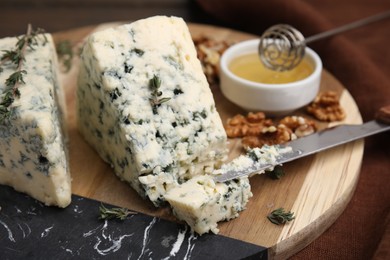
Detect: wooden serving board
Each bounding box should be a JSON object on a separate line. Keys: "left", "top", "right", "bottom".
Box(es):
{"left": 53, "top": 22, "right": 364, "bottom": 259}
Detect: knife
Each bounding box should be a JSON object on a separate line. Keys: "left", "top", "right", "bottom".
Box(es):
{"left": 214, "top": 107, "right": 390, "bottom": 183}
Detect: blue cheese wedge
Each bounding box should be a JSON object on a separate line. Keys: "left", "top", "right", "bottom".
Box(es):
{"left": 0, "top": 34, "right": 71, "bottom": 208}
{"left": 76, "top": 16, "right": 227, "bottom": 206}
{"left": 164, "top": 145, "right": 291, "bottom": 234}
{"left": 165, "top": 175, "right": 251, "bottom": 235}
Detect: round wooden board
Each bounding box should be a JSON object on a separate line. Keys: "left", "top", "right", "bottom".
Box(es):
{"left": 53, "top": 22, "right": 364, "bottom": 259}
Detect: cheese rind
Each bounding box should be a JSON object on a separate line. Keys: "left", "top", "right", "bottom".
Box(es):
{"left": 0, "top": 34, "right": 71, "bottom": 207}
{"left": 76, "top": 16, "right": 227, "bottom": 206}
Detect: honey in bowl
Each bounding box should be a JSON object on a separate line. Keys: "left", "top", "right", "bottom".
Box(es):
{"left": 229, "top": 53, "right": 314, "bottom": 84}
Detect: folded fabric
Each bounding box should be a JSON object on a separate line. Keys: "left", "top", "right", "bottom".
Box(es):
{"left": 196, "top": 0, "right": 390, "bottom": 259}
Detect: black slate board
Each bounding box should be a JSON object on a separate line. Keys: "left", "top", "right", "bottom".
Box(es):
{"left": 0, "top": 185, "right": 267, "bottom": 259}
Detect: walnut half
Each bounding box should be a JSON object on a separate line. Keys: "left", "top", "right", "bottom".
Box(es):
{"left": 193, "top": 36, "right": 231, "bottom": 85}
{"left": 225, "top": 112, "right": 273, "bottom": 138}
{"left": 307, "top": 91, "right": 346, "bottom": 122}
{"left": 279, "top": 116, "right": 317, "bottom": 138}
{"left": 242, "top": 125, "right": 293, "bottom": 149}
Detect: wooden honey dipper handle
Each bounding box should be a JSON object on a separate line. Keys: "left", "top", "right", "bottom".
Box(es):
{"left": 376, "top": 105, "right": 390, "bottom": 124}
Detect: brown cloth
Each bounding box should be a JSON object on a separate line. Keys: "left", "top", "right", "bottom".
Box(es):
{"left": 196, "top": 0, "right": 390, "bottom": 259}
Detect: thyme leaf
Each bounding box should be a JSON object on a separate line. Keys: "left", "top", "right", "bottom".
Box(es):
{"left": 1, "top": 50, "right": 23, "bottom": 65}
{"left": 5, "top": 70, "right": 27, "bottom": 89}
{"left": 156, "top": 97, "right": 171, "bottom": 104}
{"left": 99, "top": 204, "right": 136, "bottom": 220}
{"left": 150, "top": 74, "right": 161, "bottom": 89}
{"left": 267, "top": 208, "right": 295, "bottom": 225}
{"left": 266, "top": 165, "right": 285, "bottom": 180}
{"left": 0, "top": 24, "right": 47, "bottom": 124}
{"left": 149, "top": 75, "right": 171, "bottom": 114}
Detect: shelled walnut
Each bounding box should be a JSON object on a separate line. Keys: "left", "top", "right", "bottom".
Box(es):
{"left": 193, "top": 36, "right": 232, "bottom": 85}
{"left": 242, "top": 125, "right": 293, "bottom": 148}
{"left": 307, "top": 91, "right": 346, "bottom": 121}
{"left": 225, "top": 112, "right": 273, "bottom": 138}
{"left": 225, "top": 112, "right": 318, "bottom": 149}
{"left": 279, "top": 116, "right": 317, "bottom": 138}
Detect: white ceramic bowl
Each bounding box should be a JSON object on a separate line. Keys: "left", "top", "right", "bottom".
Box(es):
{"left": 219, "top": 39, "right": 322, "bottom": 116}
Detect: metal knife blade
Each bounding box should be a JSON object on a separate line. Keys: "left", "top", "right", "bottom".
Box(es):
{"left": 214, "top": 120, "right": 390, "bottom": 183}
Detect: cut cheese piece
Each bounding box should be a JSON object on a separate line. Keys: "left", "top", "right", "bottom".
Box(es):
{"left": 164, "top": 146, "right": 292, "bottom": 234}
{"left": 165, "top": 175, "right": 252, "bottom": 235}
{"left": 214, "top": 145, "right": 293, "bottom": 176}
{"left": 76, "top": 16, "right": 227, "bottom": 206}
{"left": 0, "top": 34, "right": 71, "bottom": 207}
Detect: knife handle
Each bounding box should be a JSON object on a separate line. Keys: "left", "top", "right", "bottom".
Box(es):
{"left": 375, "top": 105, "right": 390, "bottom": 124}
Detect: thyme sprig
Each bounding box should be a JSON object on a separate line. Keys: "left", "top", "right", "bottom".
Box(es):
{"left": 149, "top": 75, "right": 171, "bottom": 114}
{"left": 267, "top": 208, "right": 295, "bottom": 225}
{"left": 0, "top": 24, "right": 47, "bottom": 124}
{"left": 99, "top": 204, "right": 136, "bottom": 220}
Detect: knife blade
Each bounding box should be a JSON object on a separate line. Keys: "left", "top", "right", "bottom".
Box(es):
{"left": 214, "top": 120, "right": 390, "bottom": 183}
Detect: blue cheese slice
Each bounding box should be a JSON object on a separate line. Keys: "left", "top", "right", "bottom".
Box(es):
{"left": 0, "top": 34, "right": 71, "bottom": 208}
{"left": 214, "top": 145, "right": 293, "bottom": 176}
{"left": 76, "top": 16, "right": 227, "bottom": 206}
{"left": 164, "top": 145, "right": 291, "bottom": 234}
{"left": 164, "top": 175, "right": 252, "bottom": 235}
